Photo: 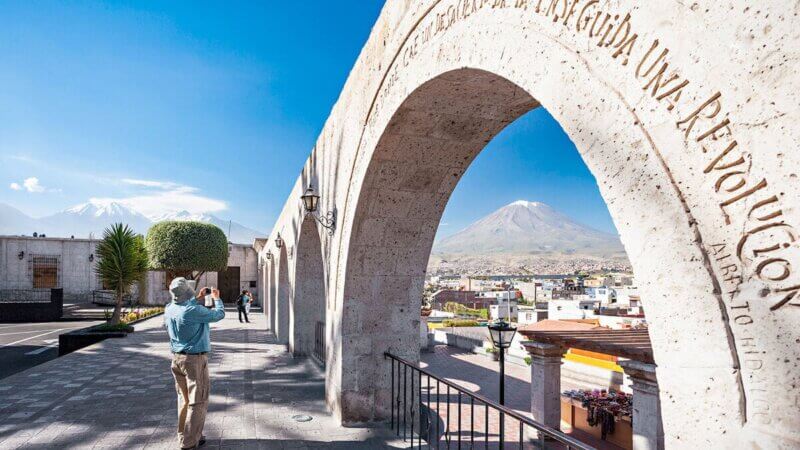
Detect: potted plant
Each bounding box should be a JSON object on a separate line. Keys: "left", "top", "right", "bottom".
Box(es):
{"left": 486, "top": 345, "right": 500, "bottom": 361}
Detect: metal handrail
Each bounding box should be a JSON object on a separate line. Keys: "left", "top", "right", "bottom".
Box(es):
{"left": 385, "top": 351, "right": 595, "bottom": 449}
{"left": 314, "top": 321, "right": 326, "bottom": 365}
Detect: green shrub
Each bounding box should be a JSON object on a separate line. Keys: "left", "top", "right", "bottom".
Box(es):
{"left": 145, "top": 221, "right": 228, "bottom": 279}
{"left": 442, "top": 319, "right": 479, "bottom": 327}
{"left": 92, "top": 322, "right": 134, "bottom": 333}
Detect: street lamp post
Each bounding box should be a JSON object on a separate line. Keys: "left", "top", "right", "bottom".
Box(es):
{"left": 488, "top": 319, "right": 517, "bottom": 448}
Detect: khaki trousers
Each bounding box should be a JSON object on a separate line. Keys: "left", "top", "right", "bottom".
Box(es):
{"left": 171, "top": 353, "right": 210, "bottom": 448}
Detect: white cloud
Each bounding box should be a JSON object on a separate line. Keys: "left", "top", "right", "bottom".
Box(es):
{"left": 23, "top": 177, "right": 45, "bottom": 193}
{"left": 91, "top": 178, "right": 226, "bottom": 219}
{"left": 121, "top": 178, "right": 186, "bottom": 190}
{"left": 9, "top": 177, "right": 54, "bottom": 193}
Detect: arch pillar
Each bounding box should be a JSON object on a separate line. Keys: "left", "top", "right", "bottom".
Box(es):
{"left": 290, "top": 218, "right": 326, "bottom": 356}
{"left": 275, "top": 246, "right": 290, "bottom": 344}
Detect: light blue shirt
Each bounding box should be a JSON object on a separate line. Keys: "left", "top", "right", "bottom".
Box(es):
{"left": 165, "top": 297, "right": 225, "bottom": 354}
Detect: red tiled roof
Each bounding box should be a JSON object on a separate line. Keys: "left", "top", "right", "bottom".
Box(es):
{"left": 518, "top": 319, "right": 602, "bottom": 332}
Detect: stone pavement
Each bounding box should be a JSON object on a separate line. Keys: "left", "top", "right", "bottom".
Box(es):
{"left": 0, "top": 309, "right": 409, "bottom": 449}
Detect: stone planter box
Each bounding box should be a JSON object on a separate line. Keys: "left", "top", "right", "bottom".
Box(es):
{"left": 59, "top": 312, "right": 163, "bottom": 356}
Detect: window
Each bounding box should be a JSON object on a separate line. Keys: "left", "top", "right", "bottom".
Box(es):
{"left": 30, "top": 255, "right": 60, "bottom": 288}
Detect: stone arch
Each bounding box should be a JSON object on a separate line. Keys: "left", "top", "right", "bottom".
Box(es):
{"left": 275, "top": 245, "right": 291, "bottom": 344}
{"left": 290, "top": 217, "right": 327, "bottom": 356}
{"left": 328, "top": 19, "right": 799, "bottom": 449}
{"left": 264, "top": 2, "right": 799, "bottom": 446}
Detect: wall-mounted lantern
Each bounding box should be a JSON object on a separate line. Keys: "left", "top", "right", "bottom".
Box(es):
{"left": 17, "top": 251, "right": 24, "bottom": 260}
{"left": 89, "top": 254, "right": 94, "bottom": 262}
{"left": 266, "top": 251, "right": 273, "bottom": 261}
{"left": 275, "top": 233, "right": 283, "bottom": 249}
{"left": 301, "top": 184, "right": 336, "bottom": 235}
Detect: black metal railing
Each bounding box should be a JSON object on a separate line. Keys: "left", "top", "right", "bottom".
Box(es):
{"left": 385, "top": 352, "right": 595, "bottom": 450}
{"left": 91, "top": 290, "right": 133, "bottom": 306}
{"left": 314, "top": 321, "right": 326, "bottom": 365}
{"left": 0, "top": 289, "right": 53, "bottom": 303}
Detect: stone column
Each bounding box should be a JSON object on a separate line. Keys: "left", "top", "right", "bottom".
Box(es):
{"left": 420, "top": 313, "right": 430, "bottom": 351}
{"left": 523, "top": 342, "right": 564, "bottom": 434}
{"left": 619, "top": 360, "right": 664, "bottom": 450}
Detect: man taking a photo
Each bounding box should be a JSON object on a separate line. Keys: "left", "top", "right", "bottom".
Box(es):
{"left": 165, "top": 277, "right": 225, "bottom": 449}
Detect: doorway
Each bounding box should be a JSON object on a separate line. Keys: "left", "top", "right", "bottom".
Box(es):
{"left": 218, "top": 266, "right": 240, "bottom": 305}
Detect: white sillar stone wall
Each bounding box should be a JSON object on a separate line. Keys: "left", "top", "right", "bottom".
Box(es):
{"left": 259, "top": 1, "right": 800, "bottom": 447}
{"left": 1, "top": 236, "right": 259, "bottom": 306}
{"left": 146, "top": 244, "right": 259, "bottom": 305}
{"left": 0, "top": 236, "right": 101, "bottom": 300}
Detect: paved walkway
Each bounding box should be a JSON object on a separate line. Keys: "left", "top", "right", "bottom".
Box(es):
{"left": 0, "top": 309, "right": 408, "bottom": 449}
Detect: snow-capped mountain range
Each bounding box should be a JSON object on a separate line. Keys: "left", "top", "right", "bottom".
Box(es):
{"left": 433, "top": 200, "right": 625, "bottom": 258}
{"left": 0, "top": 201, "right": 265, "bottom": 245}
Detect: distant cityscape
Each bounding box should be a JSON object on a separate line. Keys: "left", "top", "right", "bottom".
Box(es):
{"left": 425, "top": 271, "right": 643, "bottom": 326}
{"left": 428, "top": 255, "right": 631, "bottom": 277}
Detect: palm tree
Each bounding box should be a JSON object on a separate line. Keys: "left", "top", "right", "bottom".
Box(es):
{"left": 95, "top": 223, "right": 149, "bottom": 324}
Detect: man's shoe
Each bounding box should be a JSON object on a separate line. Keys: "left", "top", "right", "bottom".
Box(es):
{"left": 180, "top": 436, "right": 206, "bottom": 449}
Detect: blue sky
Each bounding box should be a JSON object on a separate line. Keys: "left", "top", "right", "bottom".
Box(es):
{"left": 0, "top": 1, "right": 617, "bottom": 235}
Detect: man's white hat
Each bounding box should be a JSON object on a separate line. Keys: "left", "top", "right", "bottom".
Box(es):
{"left": 169, "top": 277, "right": 196, "bottom": 302}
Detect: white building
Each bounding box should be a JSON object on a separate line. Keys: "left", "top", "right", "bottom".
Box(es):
{"left": 548, "top": 299, "right": 599, "bottom": 320}
{"left": 489, "top": 300, "right": 518, "bottom": 320}
{"left": 0, "top": 236, "right": 259, "bottom": 305}
{"left": 516, "top": 305, "right": 548, "bottom": 325}
{"left": 476, "top": 290, "right": 518, "bottom": 302}
{"left": 0, "top": 235, "right": 101, "bottom": 301}
{"left": 514, "top": 280, "right": 540, "bottom": 301}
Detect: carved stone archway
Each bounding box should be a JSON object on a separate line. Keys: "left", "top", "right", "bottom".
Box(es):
{"left": 259, "top": 2, "right": 800, "bottom": 447}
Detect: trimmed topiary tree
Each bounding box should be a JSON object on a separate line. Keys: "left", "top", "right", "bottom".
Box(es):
{"left": 145, "top": 221, "right": 228, "bottom": 281}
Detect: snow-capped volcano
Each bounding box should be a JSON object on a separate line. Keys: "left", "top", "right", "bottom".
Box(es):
{"left": 433, "top": 200, "right": 624, "bottom": 258}
{"left": 39, "top": 200, "right": 153, "bottom": 238}
{"left": 151, "top": 210, "right": 264, "bottom": 244}
{"left": 65, "top": 201, "right": 139, "bottom": 218}
{"left": 0, "top": 201, "right": 265, "bottom": 244}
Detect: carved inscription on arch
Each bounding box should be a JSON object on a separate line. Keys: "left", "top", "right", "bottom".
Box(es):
{"left": 373, "top": 0, "right": 799, "bottom": 312}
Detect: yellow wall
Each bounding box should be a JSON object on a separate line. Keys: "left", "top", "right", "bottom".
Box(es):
{"left": 564, "top": 349, "right": 623, "bottom": 373}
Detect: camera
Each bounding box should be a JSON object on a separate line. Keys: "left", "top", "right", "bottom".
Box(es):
{"left": 203, "top": 288, "right": 212, "bottom": 296}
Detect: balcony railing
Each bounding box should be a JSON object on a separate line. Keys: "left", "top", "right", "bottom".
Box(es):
{"left": 385, "top": 352, "right": 595, "bottom": 449}
{"left": 91, "top": 290, "right": 133, "bottom": 306}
